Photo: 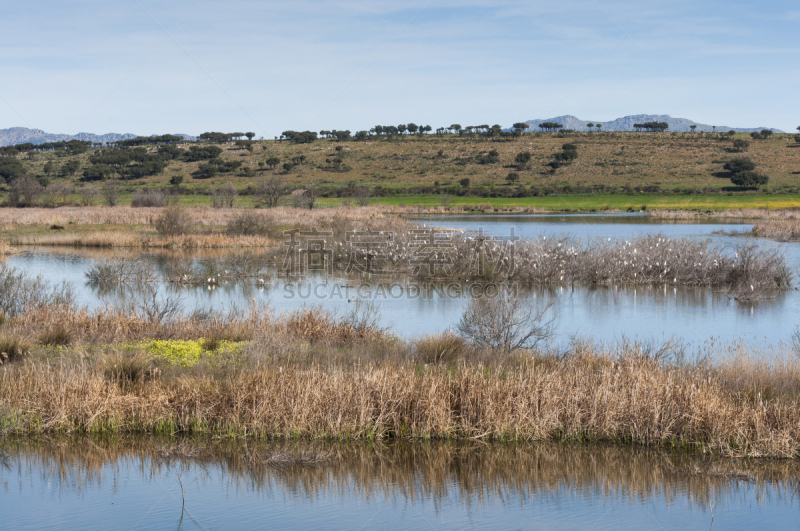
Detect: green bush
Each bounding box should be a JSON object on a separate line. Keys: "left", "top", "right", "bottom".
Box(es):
{"left": 730, "top": 171, "right": 769, "bottom": 188}
{"left": 723, "top": 158, "right": 756, "bottom": 174}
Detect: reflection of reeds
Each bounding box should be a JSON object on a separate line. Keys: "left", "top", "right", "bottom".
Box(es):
{"left": 3, "top": 304, "right": 800, "bottom": 457}
{"left": 0, "top": 238, "right": 15, "bottom": 256}
{"left": 4, "top": 436, "right": 800, "bottom": 512}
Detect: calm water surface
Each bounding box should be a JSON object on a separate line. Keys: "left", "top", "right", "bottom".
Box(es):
{"left": 2, "top": 437, "right": 799, "bottom": 530}
{"left": 4, "top": 214, "right": 800, "bottom": 345}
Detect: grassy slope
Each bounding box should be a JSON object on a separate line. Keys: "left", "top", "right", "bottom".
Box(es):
{"left": 5, "top": 131, "right": 800, "bottom": 210}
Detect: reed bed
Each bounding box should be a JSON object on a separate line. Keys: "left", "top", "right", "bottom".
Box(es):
{"left": 651, "top": 208, "right": 800, "bottom": 220}
{"left": 750, "top": 220, "right": 800, "bottom": 242}
{"left": 0, "top": 205, "right": 552, "bottom": 230}
{"left": 0, "top": 206, "right": 398, "bottom": 229}
{"left": 2, "top": 304, "right": 800, "bottom": 458}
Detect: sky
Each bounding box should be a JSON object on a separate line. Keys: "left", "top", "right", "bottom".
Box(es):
{"left": 1, "top": 0, "right": 799, "bottom": 137}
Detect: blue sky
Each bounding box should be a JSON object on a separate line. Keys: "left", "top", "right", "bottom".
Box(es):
{"left": 1, "top": 0, "right": 799, "bottom": 136}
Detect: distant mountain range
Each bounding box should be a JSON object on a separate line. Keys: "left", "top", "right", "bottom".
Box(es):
{"left": 511, "top": 115, "right": 783, "bottom": 133}
{"left": 0, "top": 127, "right": 196, "bottom": 147}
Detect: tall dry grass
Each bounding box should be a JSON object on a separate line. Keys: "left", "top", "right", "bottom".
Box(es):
{"left": 751, "top": 220, "right": 800, "bottom": 242}
{"left": 2, "top": 304, "right": 800, "bottom": 457}
{"left": 0, "top": 205, "right": 399, "bottom": 229}
{"left": 651, "top": 208, "right": 800, "bottom": 221}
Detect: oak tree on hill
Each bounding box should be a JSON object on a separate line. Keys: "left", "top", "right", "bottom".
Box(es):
{"left": 513, "top": 122, "right": 529, "bottom": 133}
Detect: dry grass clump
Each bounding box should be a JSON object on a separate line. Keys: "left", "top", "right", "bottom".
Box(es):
{"left": 0, "top": 335, "right": 32, "bottom": 364}
{"left": 284, "top": 304, "right": 384, "bottom": 346}
{"left": 652, "top": 208, "right": 800, "bottom": 221}
{"left": 101, "top": 350, "right": 160, "bottom": 385}
{"left": 414, "top": 332, "right": 468, "bottom": 364}
{"left": 36, "top": 324, "right": 73, "bottom": 347}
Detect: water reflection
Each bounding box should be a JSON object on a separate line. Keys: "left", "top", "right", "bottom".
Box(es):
{"left": 2, "top": 437, "right": 799, "bottom": 530}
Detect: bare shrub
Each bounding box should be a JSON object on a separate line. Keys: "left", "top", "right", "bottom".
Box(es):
{"left": 132, "top": 189, "right": 168, "bottom": 208}
{"left": 107, "top": 284, "right": 184, "bottom": 325}
{"left": 457, "top": 295, "right": 556, "bottom": 352}
{"left": 726, "top": 243, "right": 791, "bottom": 300}
{"left": 86, "top": 257, "right": 158, "bottom": 285}
{"left": 77, "top": 186, "right": 97, "bottom": 206}
{"left": 226, "top": 211, "right": 272, "bottom": 236}
{"left": 212, "top": 182, "right": 237, "bottom": 208}
{"left": 102, "top": 181, "right": 120, "bottom": 207}
{"left": 0, "top": 265, "right": 76, "bottom": 317}
{"left": 40, "top": 182, "right": 73, "bottom": 207}
{"left": 153, "top": 206, "right": 192, "bottom": 236}
{"left": 255, "top": 175, "right": 286, "bottom": 208}
{"left": 355, "top": 186, "right": 371, "bottom": 206}
{"left": 292, "top": 186, "right": 317, "bottom": 209}
{"left": 8, "top": 177, "right": 44, "bottom": 207}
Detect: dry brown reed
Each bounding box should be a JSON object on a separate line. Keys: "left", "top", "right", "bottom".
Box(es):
{"left": 751, "top": 220, "right": 800, "bottom": 242}
{"left": 0, "top": 206, "right": 399, "bottom": 229}
{"left": 414, "top": 332, "right": 468, "bottom": 364}
{"left": 283, "top": 305, "right": 386, "bottom": 346}
{"left": 2, "top": 305, "right": 800, "bottom": 457}
{"left": 651, "top": 208, "right": 800, "bottom": 221}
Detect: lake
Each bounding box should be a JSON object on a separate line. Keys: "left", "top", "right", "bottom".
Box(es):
{"left": 4, "top": 213, "right": 798, "bottom": 346}
{"left": 2, "top": 436, "right": 799, "bottom": 530}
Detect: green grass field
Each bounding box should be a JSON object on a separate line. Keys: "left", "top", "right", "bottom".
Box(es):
{"left": 377, "top": 193, "right": 800, "bottom": 211}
